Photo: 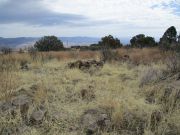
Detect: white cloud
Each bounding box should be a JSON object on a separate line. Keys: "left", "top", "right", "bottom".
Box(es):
{"left": 44, "top": 0, "right": 180, "bottom": 25}
{"left": 40, "top": 0, "right": 180, "bottom": 37}
{"left": 1, "top": 0, "right": 180, "bottom": 37}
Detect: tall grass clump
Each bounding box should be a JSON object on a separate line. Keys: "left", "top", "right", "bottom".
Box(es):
{"left": 165, "top": 52, "right": 180, "bottom": 73}
{"left": 100, "top": 45, "right": 120, "bottom": 62}
{"left": 0, "top": 54, "right": 20, "bottom": 100}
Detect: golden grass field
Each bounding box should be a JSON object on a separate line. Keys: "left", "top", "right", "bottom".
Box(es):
{"left": 0, "top": 48, "right": 179, "bottom": 135}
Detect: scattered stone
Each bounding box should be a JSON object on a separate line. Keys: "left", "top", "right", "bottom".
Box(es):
{"left": 12, "top": 95, "right": 32, "bottom": 107}
{"left": 13, "top": 84, "right": 38, "bottom": 98}
{"left": 16, "top": 125, "right": 31, "bottom": 134}
{"left": 123, "top": 55, "right": 130, "bottom": 59}
{"left": 0, "top": 94, "right": 33, "bottom": 121}
{"left": 12, "top": 95, "right": 32, "bottom": 121}
{"left": 69, "top": 126, "right": 79, "bottom": 132}
{"left": 30, "top": 107, "right": 47, "bottom": 125}
{"left": 20, "top": 61, "right": 29, "bottom": 71}
{"left": 51, "top": 112, "right": 61, "bottom": 121}
{"left": 0, "top": 102, "right": 13, "bottom": 112}
{"left": 80, "top": 89, "right": 95, "bottom": 102}
{"left": 174, "top": 73, "right": 180, "bottom": 80}
{"left": 119, "top": 74, "right": 133, "bottom": 82}
{"left": 0, "top": 102, "right": 17, "bottom": 117}
{"left": 0, "top": 125, "right": 30, "bottom": 135}
{"left": 68, "top": 60, "right": 104, "bottom": 70}
{"left": 21, "top": 65, "right": 28, "bottom": 70}
{"left": 122, "top": 55, "right": 130, "bottom": 62}
{"left": 20, "top": 65, "right": 29, "bottom": 71}
{"left": 81, "top": 108, "right": 111, "bottom": 135}
{"left": 1, "top": 127, "right": 16, "bottom": 135}
{"left": 72, "top": 79, "right": 81, "bottom": 85}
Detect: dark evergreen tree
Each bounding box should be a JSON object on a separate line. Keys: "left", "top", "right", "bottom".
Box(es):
{"left": 1, "top": 47, "right": 12, "bottom": 54}
{"left": 178, "top": 34, "right": 180, "bottom": 44}
{"left": 34, "top": 36, "right": 64, "bottom": 51}
{"left": 159, "top": 26, "right": 177, "bottom": 49}
{"left": 130, "top": 34, "right": 156, "bottom": 48}
{"left": 98, "top": 35, "right": 122, "bottom": 49}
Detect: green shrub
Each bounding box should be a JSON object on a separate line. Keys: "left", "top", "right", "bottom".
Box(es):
{"left": 34, "top": 36, "right": 64, "bottom": 51}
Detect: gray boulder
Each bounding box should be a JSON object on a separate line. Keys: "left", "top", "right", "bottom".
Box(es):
{"left": 12, "top": 95, "right": 32, "bottom": 121}
{"left": 30, "top": 107, "right": 47, "bottom": 125}
{"left": 81, "top": 109, "right": 111, "bottom": 135}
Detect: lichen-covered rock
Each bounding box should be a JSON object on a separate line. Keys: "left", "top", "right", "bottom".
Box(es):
{"left": 0, "top": 125, "right": 30, "bottom": 135}
{"left": 12, "top": 95, "right": 32, "bottom": 121}
{"left": 30, "top": 107, "right": 47, "bottom": 125}
{"left": 68, "top": 60, "right": 104, "bottom": 70}
{"left": 12, "top": 95, "right": 32, "bottom": 107}
{"left": 81, "top": 109, "right": 111, "bottom": 135}
{"left": 0, "top": 102, "right": 15, "bottom": 112}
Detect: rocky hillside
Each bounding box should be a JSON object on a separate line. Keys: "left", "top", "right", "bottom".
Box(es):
{"left": 0, "top": 49, "right": 179, "bottom": 135}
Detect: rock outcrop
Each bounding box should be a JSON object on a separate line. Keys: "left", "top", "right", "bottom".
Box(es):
{"left": 68, "top": 60, "right": 104, "bottom": 70}
{"left": 80, "top": 108, "right": 111, "bottom": 135}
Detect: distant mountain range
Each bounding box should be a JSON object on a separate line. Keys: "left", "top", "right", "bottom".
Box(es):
{"left": 0, "top": 37, "right": 130, "bottom": 48}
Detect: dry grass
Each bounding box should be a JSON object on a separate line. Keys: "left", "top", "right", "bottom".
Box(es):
{"left": 117, "top": 48, "right": 171, "bottom": 65}
{"left": 0, "top": 47, "right": 170, "bottom": 64}
{"left": 0, "top": 48, "right": 179, "bottom": 135}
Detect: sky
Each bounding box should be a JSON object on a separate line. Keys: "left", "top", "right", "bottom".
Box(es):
{"left": 0, "top": 0, "right": 180, "bottom": 39}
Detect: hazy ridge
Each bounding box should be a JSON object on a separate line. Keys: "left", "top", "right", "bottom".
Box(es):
{"left": 0, "top": 37, "right": 130, "bottom": 48}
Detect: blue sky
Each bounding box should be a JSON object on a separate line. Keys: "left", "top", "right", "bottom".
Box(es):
{"left": 0, "top": 0, "right": 180, "bottom": 39}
